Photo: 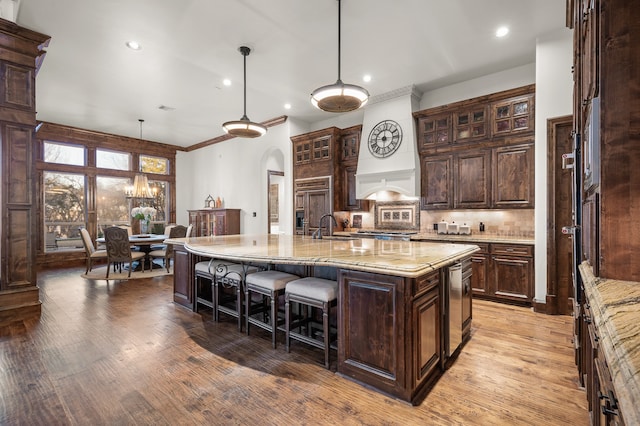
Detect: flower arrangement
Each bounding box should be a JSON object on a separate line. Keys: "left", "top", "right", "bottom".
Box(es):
{"left": 131, "top": 206, "right": 156, "bottom": 234}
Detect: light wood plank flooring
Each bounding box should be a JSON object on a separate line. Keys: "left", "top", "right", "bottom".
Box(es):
{"left": 0, "top": 267, "right": 588, "bottom": 425}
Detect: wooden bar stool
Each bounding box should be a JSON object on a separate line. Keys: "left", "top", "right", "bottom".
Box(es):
{"left": 194, "top": 258, "right": 234, "bottom": 313}
{"left": 245, "top": 270, "right": 300, "bottom": 348}
{"left": 214, "top": 263, "right": 259, "bottom": 331}
{"left": 285, "top": 277, "right": 338, "bottom": 369}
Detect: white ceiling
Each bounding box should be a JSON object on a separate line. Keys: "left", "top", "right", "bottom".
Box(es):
{"left": 15, "top": 0, "right": 567, "bottom": 148}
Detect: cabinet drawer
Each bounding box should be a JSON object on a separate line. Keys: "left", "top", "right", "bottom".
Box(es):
{"left": 491, "top": 244, "right": 532, "bottom": 257}
{"left": 414, "top": 270, "right": 440, "bottom": 296}
{"left": 472, "top": 242, "right": 490, "bottom": 254}
{"left": 294, "top": 176, "right": 331, "bottom": 191}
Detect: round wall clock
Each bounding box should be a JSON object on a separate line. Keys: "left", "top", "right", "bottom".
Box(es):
{"left": 368, "top": 120, "right": 403, "bottom": 158}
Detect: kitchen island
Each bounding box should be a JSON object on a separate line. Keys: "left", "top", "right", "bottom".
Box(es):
{"left": 167, "top": 234, "right": 478, "bottom": 405}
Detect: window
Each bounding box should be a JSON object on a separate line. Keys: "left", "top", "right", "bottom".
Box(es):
{"left": 44, "top": 141, "right": 85, "bottom": 166}
{"left": 140, "top": 155, "right": 169, "bottom": 174}
{"left": 38, "top": 130, "right": 175, "bottom": 256}
{"left": 96, "top": 176, "right": 131, "bottom": 236}
{"left": 149, "top": 180, "right": 167, "bottom": 224}
{"left": 97, "top": 149, "right": 130, "bottom": 170}
{"left": 43, "top": 172, "right": 85, "bottom": 252}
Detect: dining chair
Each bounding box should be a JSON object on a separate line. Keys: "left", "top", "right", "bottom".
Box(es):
{"left": 79, "top": 228, "right": 107, "bottom": 274}
{"left": 149, "top": 225, "right": 187, "bottom": 272}
{"left": 104, "top": 226, "right": 146, "bottom": 278}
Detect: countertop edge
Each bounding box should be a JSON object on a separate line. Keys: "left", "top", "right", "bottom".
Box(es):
{"left": 579, "top": 262, "right": 640, "bottom": 424}
{"left": 169, "top": 236, "right": 479, "bottom": 279}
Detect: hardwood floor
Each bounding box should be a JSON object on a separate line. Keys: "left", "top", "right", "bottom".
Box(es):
{"left": 0, "top": 267, "right": 588, "bottom": 425}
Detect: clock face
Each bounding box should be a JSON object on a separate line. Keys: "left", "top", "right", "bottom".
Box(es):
{"left": 368, "top": 120, "right": 403, "bottom": 158}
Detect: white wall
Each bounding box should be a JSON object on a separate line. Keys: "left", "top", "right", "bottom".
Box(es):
{"left": 420, "top": 63, "right": 536, "bottom": 109}
{"left": 176, "top": 119, "right": 304, "bottom": 235}
{"left": 533, "top": 28, "right": 574, "bottom": 303}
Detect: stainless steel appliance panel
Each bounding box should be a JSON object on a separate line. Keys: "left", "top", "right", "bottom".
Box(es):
{"left": 448, "top": 263, "right": 463, "bottom": 356}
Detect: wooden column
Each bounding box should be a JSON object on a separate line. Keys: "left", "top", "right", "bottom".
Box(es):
{"left": 0, "top": 18, "right": 50, "bottom": 326}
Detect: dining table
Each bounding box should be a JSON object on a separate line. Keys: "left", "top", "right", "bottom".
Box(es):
{"left": 97, "top": 233, "right": 168, "bottom": 271}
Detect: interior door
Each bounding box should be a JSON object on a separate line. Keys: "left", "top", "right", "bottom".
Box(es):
{"left": 547, "top": 115, "right": 575, "bottom": 315}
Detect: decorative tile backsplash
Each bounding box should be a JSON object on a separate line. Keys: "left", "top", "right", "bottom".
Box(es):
{"left": 339, "top": 205, "right": 534, "bottom": 237}
{"left": 420, "top": 209, "right": 534, "bottom": 237}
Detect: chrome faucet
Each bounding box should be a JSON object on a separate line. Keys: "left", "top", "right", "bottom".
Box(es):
{"left": 312, "top": 213, "right": 338, "bottom": 239}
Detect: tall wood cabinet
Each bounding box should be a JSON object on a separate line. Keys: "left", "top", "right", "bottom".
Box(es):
{"left": 188, "top": 209, "right": 240, "bottom": 236}
{"left": 291, "top": 126, "right": 370, "bottom": 235}
{"left": 0, "top": 20, "right": 50, "bottom": 326}
{"left": 414, "top": 86, "right": 535, "bottom": 211}
{"left": 569, "top": 0, "right": 640, "bottom": 423}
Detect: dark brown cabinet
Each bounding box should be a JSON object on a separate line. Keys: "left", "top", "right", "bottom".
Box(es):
{"left": 430, "top": 240, "right": 533, "bottom": 305}
{"left": 493, "top": 143, "right": 535, "bottom": 208}
{"left": 491, "top": 243, "right": 534, "bottom": 303}
{"left": 469, "top": 243, "right": 490, "bottom": 296}
{"left": 338, "top": 264, "right": 463, "bottom": 405}
{"left": 291, "top": 126, "right": 369, "bottom": 222}
{"left": 582, "top": 296, "right": 625, "bottom": 425}
{"left": 456, "top": 150, "right": 491, "bottom": 208}
{"left": 421, "top": 155, "right": 453, "bottom": 209}
{"left": 172, "top": 243, "right": 194, "bottom": 308}
{"left": 454, "top": 106, "right": 488, "bottom": 142}
{"left": 491, "top": 94, "right": 535, "bottom": 136}
{"left": 294, "top": 176, "right": 331, "bottom": 235}
{"left": 337, "top": 126, "right": 370, "bottom": 212}
{"left": 417, "top": 113, "right": 452, "bottom": 150}
{"left": 188, "top": 208, "right": 241, "bottom": 237}
{"left": 421, "top": 144, "right": 531, "bottom": 210}
{"left": 415, "top": 85, "right": 535, "bottom": 211}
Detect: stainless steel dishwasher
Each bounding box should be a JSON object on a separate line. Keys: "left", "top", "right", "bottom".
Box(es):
{"left": 447, "top": 263, "right": 463, "bottom": 357}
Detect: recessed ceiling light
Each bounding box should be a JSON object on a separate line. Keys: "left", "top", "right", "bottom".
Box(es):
{"left": 363, "top": 74, "right": 372, "bottom": 83}
{"left": 495, "top": 26, "right": 509, "bottom": 38}
{"left": 223, "top": 79, "right": 231, "bottom": 86}
{"left": 126, "top": 41, "right": 141, "bottom": 50}
{"left": 284, "top": 103, "right": 292, "bottom": 110}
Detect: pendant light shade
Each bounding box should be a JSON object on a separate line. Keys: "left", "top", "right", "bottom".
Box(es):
{"left": 311, "top": 0, "right": 369, "bottom": 112}
{"left": 222, "top": 46, "right": 267, "bottom": 138}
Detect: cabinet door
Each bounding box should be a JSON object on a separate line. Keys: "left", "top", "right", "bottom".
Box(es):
{"left": 307, "top": 190, "right": 331, "bottom": 235}
{"left": 470, "top": 254, "right": 490, "bottom": 296}
{"left": 294, "top": 139, "right": 311, "bottom": 165}
{"left": 421, "top": 155, "right": 453, "bottom": 209}
{"left": 455, "top": 150, "right": 490, "bottom": 208}
{"left": 493, "top": 143, "right": 534, "bottom": 208}
{"left": 491, "top": 94, "right": 534, "bottom": 136}
{"left": 340, "top": 130, "right": 360, "bottom": 162}
{"left": 492, "top": 255, "right": 533, "bottom": 302}
{"left": 213, "top": 211, "right": 226, "bottom": 235}
{"left": 412, "top": 286, "right": 440, "bottom": 386}
{"left": 454, "top": 106, "right": 488, "bottom": 142}
{"left": 341, "top": 164, "right": 369, "bottom": 211}
{"left": 295, "top": 192, "right": 305, "bottom": 210}
{"left": 173, "top": 244, "right": 193, "bottom": 308}
{"left": 417, "top": 114, "right": 452, "bottom": 151}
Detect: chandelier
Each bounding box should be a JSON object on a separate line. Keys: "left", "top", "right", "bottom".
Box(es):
{"left": 125, "top": 119, "right": 155, "bottom": 200}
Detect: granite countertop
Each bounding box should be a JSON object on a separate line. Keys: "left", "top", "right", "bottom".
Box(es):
{"left": 579, "top": 262, "right": 640, "bottom": 424}
{"left": 333, "top": 230, "right": 534, "bottom": 245}
{"left": 168, "top": 234, "right": 479, "bottom": 278}
{"left": 409, "top": 232, "right": 534, "bottom": 245}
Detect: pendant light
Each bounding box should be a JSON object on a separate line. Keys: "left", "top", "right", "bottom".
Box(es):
{"left": 125, "top": 119, "right": 155, "bottom": 200}
{"left": 310, "top": 0, "right": 369, "bottom": 112}
{"left": 222, "top": 46, "right": 267, "bottom": 138}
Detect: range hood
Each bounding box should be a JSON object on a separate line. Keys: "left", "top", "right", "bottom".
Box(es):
{"left": 356, "top": 86, "right": 422, "bottom": 199}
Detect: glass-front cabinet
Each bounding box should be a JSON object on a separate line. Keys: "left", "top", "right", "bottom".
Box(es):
{"left": 188, "top": 209, "right": 241, "bottom": 237}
